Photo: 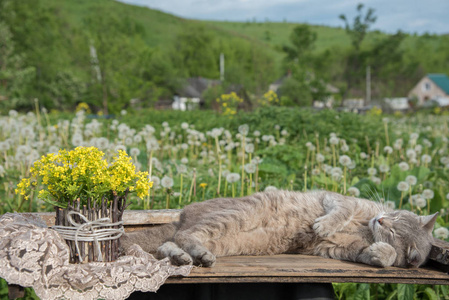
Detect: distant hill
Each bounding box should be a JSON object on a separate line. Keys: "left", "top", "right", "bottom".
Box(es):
{"left": 1, "top": 0, "right": 448, "bottom": 113}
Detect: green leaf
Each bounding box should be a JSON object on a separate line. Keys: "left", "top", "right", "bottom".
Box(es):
{"left": 424, "top": 287, "right": 438, "bottom": 300}
{"left": 385, "top": 289, "right": 397, "bottom": 300}
{"left": 354, "top": 283, "right": 370, "bottom": 300}
{"left": 397, "top": 284, "right": 414, "bottom": 300}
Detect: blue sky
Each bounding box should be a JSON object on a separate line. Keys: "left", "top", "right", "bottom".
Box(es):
{"left": 118, "top": 0, "right": 448, "bottom": 35}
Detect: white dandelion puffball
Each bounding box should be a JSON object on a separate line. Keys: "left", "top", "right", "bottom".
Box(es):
{"left": 339, "top": 155, "right": 352, "bottom": 167}
{"left": 177, "top": 164, "right": 187, "bottom": 174}
{"left": 435, "top": 227, "right": 449, "bottom": 240}
{"left": 385, "top": 201, "right": 396, "bottom": 210}
{"left": 161, "top": 176, "right": 174, "bottom": 189}
{"left": 181, "top": 157, "right": 189, "bottom": 164}
{"left": 411, "top": 194, "right": 426, "bottom": 208}
{"left": 245, "top": 143, "right": 255, "bottom": 154}
{"left": 406, "top": 149, "right": 416, "bottom": 159}
{"left": 244, "top": 163, "right": 257, "bottom": 174}
{"left": 410, "top": 132, "right": 419, "bottom": 140}
{"left": 422, "top": 189, "right": 434, "bottom": 200}
{"left": 398, "top": 162, "right": 409, "bottom": 171}
{"left": 264, "top": 185, "right": 278, "bottom": 192}
{"left": 405, "top": 175, "right": 417, "bottom": 186}
{"left": 340, "top": 144, "right": 349, "bottom": 153}
{"left": 370, "top": 176, "right": 381, "bottom": 185}
{"left": 329, "top": 137, "right": 339, "bottom": 145}
{"left": 181, "top": 122, "right": 189, "bottom": 130}
{"left": 379, "top": 164, "right": 390, "bottom": 173}
{"left": 397, "top": 181, "right": 409, "bottom": 192}
{"left": 367, "top": 167, "right": 377, "bottom": 176}
{"left": 316, "top": 153, "right": 325, "bottom": 163}
{"left": 311, "top": 168, "right": 320, "bottom": 176}
{"left": 360, "top": 152, "right": 367, "bottom": 159}
{"left": 238, "top": 124, "right": 249, "bottom": 136}
{"left": 347, "top": 187, "right": 360, "bottom": 197}
{"left": 253, "top": 130, "right": 261, "bottom": 137}
{"left": 421, "top": 154, "right": 432, "bottom": 164}
{"left": 130, "top": 147, "right": 140, "bottom": 157}
{"left": 384, "top": 146, "right": 393, "bottom": 154}
{"left": 151, "top": 176, "right": 161, "bottom": 189}
{"left": 115, "top": 144, "right": 127, "bottom": 152}
{"left": 274, "top": 124, "right": 281, "bottom": 130}
{"left": 226, "top": 172, "right": 241, "bottom": 183}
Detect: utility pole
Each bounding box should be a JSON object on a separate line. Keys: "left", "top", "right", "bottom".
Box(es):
{"left": 366, "top": 65, "right": 371, "bottom": 106}
{"left": 220, "top": 53, "right": 225, "bottom": 81}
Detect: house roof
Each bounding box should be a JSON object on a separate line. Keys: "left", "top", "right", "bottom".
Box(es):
{"left": 428, "top": 74, "right": 449, "bottom": 94}
{"left": 177, "top": 77, "right": 221, "bottom": 98}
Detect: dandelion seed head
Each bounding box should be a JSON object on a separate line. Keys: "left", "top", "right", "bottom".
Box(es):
{"left": 421, "top": 154, "right": 432, "bottom": 163}
{"left": 316, "top": 153, "right": 325, "bottom": 163}
{"left": 379, "top": 164, "right": 390, "bottom": 173}
{"left": 130, "top": 147, "right": 140, "bottom": 157}
{"left": 238, "top": 124, "right": 249, "bottom": 136}
{"left": 226, "top": 172, "right": 240, "bottom": 183}
{"left": 347, "top": 187, "right": 360, "bottom": 197}
{"left": 339, "top": 155, "right": 351, "bottom": 167}
{"left": 422, "top": 189, "right": 434, "bottom": 199}
{"left": 434, "top": 227, "right": 449, "bottom": 240}
{"left": 329, "top": 137, "right": 339, "bottom": 145}
{"left": 161, "top": 176, "right": 174, "bottom": 188}
{"left": 383, "top": 146, "right": 393, "bottom": 154}
{"left": 367, "top": 167, "right": 377, "bottom": 176}
{"left": 244, "top": 163, "right": 257, "bottom": 174}
{"left": 264, "top": 185, "right": 278, "bottom": 192}
{"left": 398, "top": 161, "right": 409, "bottom": 171}
{"left": 245, "top": 143, "right": 255, "bottom": 154}
{"left": 405, "top": 175, "right": 417, "bottom": 186}
{"left": 385, "top": 201, "right": 396, "bottom": 210}
{"left": 411, "top": 194, "right": 426, "bottom": 208}
{"left": 397, "top": 181, "right": 409, "bottom": 192}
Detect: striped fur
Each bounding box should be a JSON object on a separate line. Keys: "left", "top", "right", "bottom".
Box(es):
{"left": 121, "top": 190, "right": 437, "bottom": 268}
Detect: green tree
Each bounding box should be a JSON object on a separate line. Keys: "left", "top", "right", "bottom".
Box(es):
{"left": 0, "top": 21, "right": 35, "bottom": 111}
{"left": 339, "top": 3, "right": 377, "bottom": 99}
{"left": 84, "top": 11, "right": 152, "bottom": 114}
{"left": 339, "top": 4, "right": 377, "bottom": 51}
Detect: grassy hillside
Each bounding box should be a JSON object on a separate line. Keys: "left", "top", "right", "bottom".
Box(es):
{"left": 2, "top": 0, "right": 448, "bottom": 113}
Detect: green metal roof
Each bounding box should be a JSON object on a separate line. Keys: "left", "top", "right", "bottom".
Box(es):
{"left": 428, "top": 74, "right": 449, "bottom": 94}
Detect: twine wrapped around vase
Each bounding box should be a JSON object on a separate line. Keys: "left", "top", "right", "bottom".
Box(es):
{"left": 52, "top": 211, "right": 124, "bottom": 262}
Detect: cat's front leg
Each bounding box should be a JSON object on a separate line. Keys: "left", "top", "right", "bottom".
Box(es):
{"left": 357, "top": 242, "right": 397, "bottom": 267}
{"left": 313, "top": 194, "right": 352, "bottom": 237}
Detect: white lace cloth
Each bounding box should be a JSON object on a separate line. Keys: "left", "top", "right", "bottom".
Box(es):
{"left": 0, "top": 213, "right": 193, "bottom": 300}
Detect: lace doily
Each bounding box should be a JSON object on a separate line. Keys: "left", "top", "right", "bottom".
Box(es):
{"left": 0, "top": 213, "right": 193, "bottom": 300}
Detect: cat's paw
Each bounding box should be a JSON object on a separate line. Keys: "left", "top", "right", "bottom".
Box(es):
{"left": 171, "top": 251, "right": 193, "bottom": 266}
{"left": 193, "top": 251, "right": 216, "bottom": 267}
{"left": 368, "top": 242, "right": 397, "bottom": 267}
{"left": 313, "top": 216, "right": 340, "bottom": 237}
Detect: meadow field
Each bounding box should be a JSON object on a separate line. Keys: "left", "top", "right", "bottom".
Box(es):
{"left": 1, "top": 106, "right": 449, "bottom": 298}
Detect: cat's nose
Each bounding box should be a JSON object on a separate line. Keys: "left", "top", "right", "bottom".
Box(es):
{"left": 377, "top": 217, "right": 384, "bottom": 225}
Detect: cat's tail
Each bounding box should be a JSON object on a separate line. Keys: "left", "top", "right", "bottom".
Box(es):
{"left": 120, "top": 223, "right": 177, "bottom": 254}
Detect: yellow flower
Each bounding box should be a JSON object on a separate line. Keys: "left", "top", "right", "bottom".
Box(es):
{"left": 200, "top": 183, "right": 208, "bottom": 188}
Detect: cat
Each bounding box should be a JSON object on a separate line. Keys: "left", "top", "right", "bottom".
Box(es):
{"left": 120, "top": 190, "right": 438, "bottom": 268}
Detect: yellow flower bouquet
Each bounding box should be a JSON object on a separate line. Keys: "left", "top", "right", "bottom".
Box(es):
{"left": 16, "top": 146, "right": 152, "bottom": 263}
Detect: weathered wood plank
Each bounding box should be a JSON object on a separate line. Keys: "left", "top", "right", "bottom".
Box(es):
{"left": 166, "top": 254, "right": 449, "bottom": 285}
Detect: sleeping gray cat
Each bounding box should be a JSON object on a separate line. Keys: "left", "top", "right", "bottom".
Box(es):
{"left": 120, "top": 190, "right": 438, "bottom": 268}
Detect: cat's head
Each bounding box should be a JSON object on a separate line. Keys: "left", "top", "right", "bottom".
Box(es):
{"left": 369, "top": 210, "right": 438, "bottom": 268}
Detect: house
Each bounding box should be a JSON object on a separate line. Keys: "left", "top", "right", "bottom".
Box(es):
{"left": 172, "top": 77, "right": 221, "bottom": 111}
{"left": 408, "top": 74, "right": 449, "bottom": 106}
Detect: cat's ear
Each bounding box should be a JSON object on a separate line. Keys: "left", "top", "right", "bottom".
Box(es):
{"left": 419, "top": 212, "right": 438, "bottom": 233}
{"left": 407, "top": 248, "right": 423, "bottom": 268}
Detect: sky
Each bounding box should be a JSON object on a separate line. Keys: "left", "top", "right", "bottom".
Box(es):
{"left": 118, "top": 0, "right": 448, "bottom": 35}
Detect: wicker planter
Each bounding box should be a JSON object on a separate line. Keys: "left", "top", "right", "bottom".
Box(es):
{"left": 53, "top": 191, "right": 128, "bottom": 263}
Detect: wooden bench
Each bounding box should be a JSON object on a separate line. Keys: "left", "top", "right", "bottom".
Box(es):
{"left": 9, "top": 210, "right": 449, "bottom": 299}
